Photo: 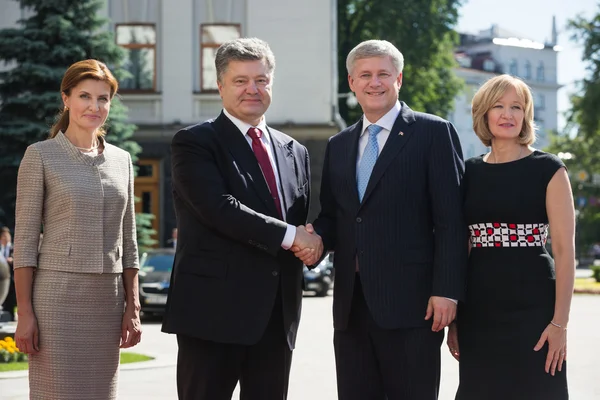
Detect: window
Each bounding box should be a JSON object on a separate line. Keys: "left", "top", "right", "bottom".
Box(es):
{"left": 509, "top": 59, "right": 518, "bottom": 76}
{"left": 536, "top": 62, "right": 545, "bottom": 81}
{"left": 524, "top": 61, "right": 531, "bottom": 79}
{"left": 483, "top": 59, "right": 495, "bottom": 72}
{"left": 116, "top": 24, "right": 156, "bottom": 91}
{"left": 201, "top": 24, "right": 241, "bottom": 91}
{"left": 536, "top": 119, "right": 545, "bottom": 133}
{"left": 535, "top": 93, "right": 546, "bottom": 110}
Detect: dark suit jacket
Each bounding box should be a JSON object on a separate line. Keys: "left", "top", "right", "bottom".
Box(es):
{"left": 313, "top": 102, "right": 467, "bottom": 331}
{"left": 162, "top": 112, "right": 310, "bottom": 350}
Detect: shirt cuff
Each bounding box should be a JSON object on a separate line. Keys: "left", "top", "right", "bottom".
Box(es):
{"left": 444, "top": 297, "right": 458, "bottom": 304}
{"left": 281, "top": 225, "right": 296, "bottom": 250}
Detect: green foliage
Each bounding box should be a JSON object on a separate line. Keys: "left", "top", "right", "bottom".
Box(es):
{"left": 337, "top": 0, "right": 463, "bottom": 124}
{"left": 135, "top": 212, "right": 157, "bottom": 255}
{"left": 568, "top": 10, "right": 600, "bottom": 141}
{"left": 592, "top": 265, "right": 600, "bottom": 283}
{"left": 0, "top": 0, "right": 156, "bottom": 249}
{"left": 546, "top": 5, "right": 600, "bottom": 256}
{"left": 547, "top": 133, "right": 600, "bottom": 259}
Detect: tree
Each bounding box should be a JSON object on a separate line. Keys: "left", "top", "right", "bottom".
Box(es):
{"left": 337, "top": 0, "right": 463, "bottom": 124}
{"left": 0, "top": 0, "right": 156, "bottom": 251}
{"left": 546, "top": 6, "right": 600, "bottom": 258}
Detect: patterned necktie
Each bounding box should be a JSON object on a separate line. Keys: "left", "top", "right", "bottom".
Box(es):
{"left": 247, "top": 128, "right": 283, "bottom": 218}
{"left": 357, "top": 124, "right": 383, "bottom": 202}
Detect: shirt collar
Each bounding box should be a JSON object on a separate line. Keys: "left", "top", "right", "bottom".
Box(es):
{"left": 223, "top": 108, "right": 269, "bottom": 143}
{"left": 360, "top": 101, "right": 402, "bottom": 137}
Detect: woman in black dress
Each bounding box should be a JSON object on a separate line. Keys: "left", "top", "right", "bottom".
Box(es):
{"left": 447, "top": 74, "right": 575, "bottom": 400}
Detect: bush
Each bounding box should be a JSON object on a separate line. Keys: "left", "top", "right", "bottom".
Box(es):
{"left": 0, "top": 336, "right": 27, "bottom": 363}
{"left": 592, "top": 264, "right": 600, "bottom": 283}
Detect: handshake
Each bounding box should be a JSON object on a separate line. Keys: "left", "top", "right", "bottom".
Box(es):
{"left": 290, "top": 223, "right": 323, "bottom": 266}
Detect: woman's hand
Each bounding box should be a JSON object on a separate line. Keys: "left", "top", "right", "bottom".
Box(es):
{"left": 534, "top": 323, "right": 567, "bottom": 376}
{"left": 120, "top": 304, "right": 142, "bottom": 348}
{"left": 15, "top": 311, "right": 40, "bottom": 354}
{"left": 447, "top": 322, "right": 460, "bottom": 361}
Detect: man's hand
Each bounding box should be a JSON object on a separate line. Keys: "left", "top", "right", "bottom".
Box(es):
{"left": 447, "top": 322, "right": 460, "bottom": 361}
{"left": 425, "top": 296, "right": 457, "bottom": 332}
{"left": 291, "top": 223, "right": 323, "bottom": 265}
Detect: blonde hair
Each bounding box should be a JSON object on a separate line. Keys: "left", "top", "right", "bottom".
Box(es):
{"left": 50, "top": 59, "right": 118, "bottom": 138}
{"left": 471, "top": 74, "right": 536, "bottom": 147}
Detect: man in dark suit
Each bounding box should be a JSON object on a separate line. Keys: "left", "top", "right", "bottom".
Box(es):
{"left": 300, "top": 40, "right": 467, "bottom": 399}
{"left": 161, "top": 38, "right": 321, "bottom": 400}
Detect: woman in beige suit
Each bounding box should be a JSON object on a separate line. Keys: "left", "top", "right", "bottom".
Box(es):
{"left": 13, "top": 59, "right": 142, "bottom": 400}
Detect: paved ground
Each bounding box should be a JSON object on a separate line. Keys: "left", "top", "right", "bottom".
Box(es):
{"left": 1, "top": 293, "right": 599, "bottom": 399}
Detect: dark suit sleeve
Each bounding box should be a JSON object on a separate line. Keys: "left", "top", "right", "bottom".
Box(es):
{"left": 171, "top": 128, "right": 287, "bottom": 256}
{"left": 312, "top": 140, "right": 336, "bottom": 251}
{"left": 428, "top": 121, "right": 467, "bottom": 301}
{"left": 304, "top": 145, "right": 312, "bottom": 222}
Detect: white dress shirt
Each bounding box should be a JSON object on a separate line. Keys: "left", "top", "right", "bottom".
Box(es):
{"left": 356, "top": 101, "right": 402, "bottom": 167}
{"left": 223, "top": 109, "right": 296, "bottom": 249}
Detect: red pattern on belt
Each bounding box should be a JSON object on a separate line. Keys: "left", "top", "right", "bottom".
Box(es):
{"left": 469, "top": 222, "right": 549, "bottom": 248}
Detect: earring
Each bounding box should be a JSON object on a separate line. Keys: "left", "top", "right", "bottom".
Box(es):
{"left": 64, "top": 106, "right": 69, "bottom": 111}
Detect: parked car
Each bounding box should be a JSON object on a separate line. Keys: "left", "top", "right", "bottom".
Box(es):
{"left": 138, "top": 248, "right": 175, "bottom": 316}
{"left": 303, "top": 252, "right": 334, "bottom": 297}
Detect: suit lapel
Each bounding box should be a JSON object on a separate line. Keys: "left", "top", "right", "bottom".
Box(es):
{"left": 268, "top": 127, "right": 296, "bottom": 220}
{"left": 215, "top": 113, "right": 279, "bottom": 217}
{"left": 344, "top": 121, "right": 363, "bottom": 210}
{"left": 360, "top": 102, "right": 417, "bottom": 206}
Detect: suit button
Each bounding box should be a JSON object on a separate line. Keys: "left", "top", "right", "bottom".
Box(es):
{"left": 272, "top": 271, "right": 279, "bottom": 276}
{"left": 356, "top": 217, "right": 362, "bottom": 223}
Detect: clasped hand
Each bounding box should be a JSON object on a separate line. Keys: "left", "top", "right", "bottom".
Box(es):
{"left": 291, "top": 223, "right": 323, "bottom": 266}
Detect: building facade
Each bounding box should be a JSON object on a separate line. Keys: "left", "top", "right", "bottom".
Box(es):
{"left": 451, "top": 24, "right": 562, "bottom": 159}
{"left": 1, "top": 0, "right": 341, "bottom": 246}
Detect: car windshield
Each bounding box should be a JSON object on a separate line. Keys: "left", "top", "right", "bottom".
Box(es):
{"left": 141, "top": 254, "right": 174, "bottom": 272}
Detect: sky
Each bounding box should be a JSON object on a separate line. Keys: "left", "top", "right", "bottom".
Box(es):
{"left": 456, "top": 0, "right": 598, "bottom": 132}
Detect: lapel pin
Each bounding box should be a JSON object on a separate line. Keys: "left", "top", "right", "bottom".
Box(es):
{"left": 399, "top": 131, "right": 404, "bottom": 136}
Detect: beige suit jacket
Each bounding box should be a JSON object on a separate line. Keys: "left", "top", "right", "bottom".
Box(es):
{"left": 14, "top": 132, "right": 139, "bottom": 274}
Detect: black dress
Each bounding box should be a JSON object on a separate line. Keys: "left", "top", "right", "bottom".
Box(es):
{"left": 456, "top": 150, "right": 569, "bottom": 400}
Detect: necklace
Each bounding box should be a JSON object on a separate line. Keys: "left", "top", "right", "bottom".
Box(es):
{"left": 75, "top": 141, "right": 100, "bottom": 152}
{"left": 489, "top": 145, "right": 523, "bottom": 164}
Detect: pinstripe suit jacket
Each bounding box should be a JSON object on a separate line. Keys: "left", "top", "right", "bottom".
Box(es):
{"left": 314, "top": 102, "right": 467, "bottom": 330}
{"left": 13, "top": 132, "right": 139, "bottom": 274}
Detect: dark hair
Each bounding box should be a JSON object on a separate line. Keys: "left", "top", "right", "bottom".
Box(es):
{"left": 50, "top": 59, "right": 118, "bottom": 138}
{"left": 214, "top": 38, "right": 275, "bottom": 83}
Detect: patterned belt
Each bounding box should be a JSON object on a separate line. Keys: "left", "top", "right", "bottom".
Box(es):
{"left": 468, "top": 222, "right": 549, "bottom": 248}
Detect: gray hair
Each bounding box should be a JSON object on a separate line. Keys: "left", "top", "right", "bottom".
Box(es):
{"left": 215, "top": 37, "right": 276, "bottom": 83}
{"left": 346, "top": 40, "right": 404, "bottom": 75}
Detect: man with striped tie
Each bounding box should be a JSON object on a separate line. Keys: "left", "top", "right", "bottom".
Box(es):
{"left": 299, "top": 40, "right": 468, "bottom": 399}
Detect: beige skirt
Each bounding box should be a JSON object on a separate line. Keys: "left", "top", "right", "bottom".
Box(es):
{"left": 29, "top": 269, "right": 124, "bottom": 400}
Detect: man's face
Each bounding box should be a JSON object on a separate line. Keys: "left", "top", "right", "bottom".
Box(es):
{"left": 0, "top": 233, "right": 9, "bottom": 246}
{"left": 348, "top": 56, "right": 402, "bottom": 121}
{"left": 217, "top": 59, "right": 273, "bottom": 126}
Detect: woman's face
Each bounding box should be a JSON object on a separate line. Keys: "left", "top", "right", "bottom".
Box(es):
{"left": 62, "top": 79, "right": 112, "bottom": 134}
{"left": 486, "top": 86, "right": 525, "bottom": 142}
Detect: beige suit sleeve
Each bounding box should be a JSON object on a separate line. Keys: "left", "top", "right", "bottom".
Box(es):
{"left": 122, "top": 153, "right": 139, "bottom": 269}
{"left": 14, "top": 146, "right": 44, "bottom": 269}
